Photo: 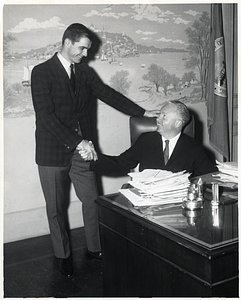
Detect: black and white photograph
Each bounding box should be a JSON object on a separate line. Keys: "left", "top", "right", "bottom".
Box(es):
{"left": 2, "top": 1, "right": 238, "bottom": 298}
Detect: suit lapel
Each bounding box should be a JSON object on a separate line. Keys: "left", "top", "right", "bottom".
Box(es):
{"left": 51, "top": 53, "right": 76, "bottom": 99}
{"left": 166, "top": 134, "right": 185, "bottom": 166}
{"left": 153, "top": 133, "right": 166, "bottom": 167}
{"left": 51, "top": 53, "right": 68, "bottom": 77}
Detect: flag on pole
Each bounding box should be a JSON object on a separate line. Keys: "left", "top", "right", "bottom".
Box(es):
{"left": 207, "top": 4, "right": 229, "bottom": 160}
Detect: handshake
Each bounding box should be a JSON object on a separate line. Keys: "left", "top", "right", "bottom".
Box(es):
{"left": 76, "top": 139, "right": 98, "bottom": 161}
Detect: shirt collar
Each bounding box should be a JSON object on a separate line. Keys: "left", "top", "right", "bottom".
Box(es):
{"left": 162, "top": 132, "right": 181, "bottom": 158}
{"left": 57, "top": 52, "right": 73, "bottom": 75}
{"left": 162, "top": 132, "right": 181, "bottom": 144}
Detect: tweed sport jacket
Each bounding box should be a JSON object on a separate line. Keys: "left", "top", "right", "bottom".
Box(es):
{"left": 31, "top": 53, "right": 145, "bottom": 167}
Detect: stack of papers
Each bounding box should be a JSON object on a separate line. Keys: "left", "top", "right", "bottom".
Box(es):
{"left": 214, "top": 160, "right": 238, "bottom": 184}
{"left": 119, "top": 169, "right": 191, "bottom": 207}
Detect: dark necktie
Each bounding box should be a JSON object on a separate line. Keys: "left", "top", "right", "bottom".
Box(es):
{"left": 70, "top": 64, "right": 75, "bottom": 91}
{"left": 163, "top": 140, "right": 169, "bottom": 165}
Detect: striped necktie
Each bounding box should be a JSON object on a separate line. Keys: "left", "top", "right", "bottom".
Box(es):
{"left": 70, "top": 64, "right": 75, "bottom": 91}
{"left": 163, "top": 140, "right": 169, "bottom": 165}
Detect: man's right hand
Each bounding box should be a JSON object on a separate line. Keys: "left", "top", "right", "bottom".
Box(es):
{"left": 144, "top": 110, "right": 160, "bottom": 117}
{"left": 76, "top": 140, "right": 98, "bottom": 161}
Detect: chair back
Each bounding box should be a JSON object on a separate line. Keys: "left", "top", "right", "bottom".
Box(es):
{"left": 130, "top": 115, "right": 195, "bottom": 144}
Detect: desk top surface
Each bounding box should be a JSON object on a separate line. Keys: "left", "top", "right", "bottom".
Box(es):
{"left": 97, "top": 173, "right": 238, "bottom": 249}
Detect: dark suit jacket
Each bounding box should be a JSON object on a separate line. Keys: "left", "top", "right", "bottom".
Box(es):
{"left": 31, "top": 53, "right": 145, "bottom": 166}
{"left": 95, "top": 131, "right": 218, "bottom": 177}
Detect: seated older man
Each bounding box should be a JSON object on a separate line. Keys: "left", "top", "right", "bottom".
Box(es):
{"left": 80, "top": 100, "right": 218, "bottom": 178}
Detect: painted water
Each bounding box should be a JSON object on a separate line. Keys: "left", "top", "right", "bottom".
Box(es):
{"left": 4, "top": 52, "right": 195, "bottom": 85}
{"left": 3, "top": 52, "right": 201, "bottom": 117}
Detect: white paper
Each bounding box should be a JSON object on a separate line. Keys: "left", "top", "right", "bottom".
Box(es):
{"left": 119, "top": 169, "right": 191, "bottom": 207}
{"left": 215, "top": 160, "right": 239, "bottom": 184}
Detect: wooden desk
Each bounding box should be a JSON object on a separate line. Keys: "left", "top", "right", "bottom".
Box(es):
{"left": 96, "top": 175, "right": 238, "bottom": 297}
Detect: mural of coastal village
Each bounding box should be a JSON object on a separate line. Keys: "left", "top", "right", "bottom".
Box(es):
{"left": 3, "top": 4, "right": 210, "bottom": 118}
{"left": 3, "top": 5, "right": 210, "bottom": 118}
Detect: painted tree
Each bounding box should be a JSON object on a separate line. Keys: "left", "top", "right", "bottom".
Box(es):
{"left": 162, "top": 72, "right": 173, "bottom": 96}
{"left": 170, "top": 74, "right": 180, "bottom": 90}
{"left": 182, "top": 71, "right": 196, "bottom": 87}
{"left": 3, "top": 32, "right": 17, "bottom": 60}
{"left": 185, "top": 11, "right": 210, "bottom": 100}
{"left": 110, "top": 70, "right": 131, "bottom": 96}
{"left": 142, "top": 64, "right": 167, "bottom": 93}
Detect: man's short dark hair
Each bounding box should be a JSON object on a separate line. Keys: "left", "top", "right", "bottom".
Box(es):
{"left": 169, "top": 100, "right": 190, "bottom": 126}
{"left": 62, "top": 23, "right": 93, "bottom": 45}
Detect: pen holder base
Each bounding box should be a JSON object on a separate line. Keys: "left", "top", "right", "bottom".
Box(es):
{"left": 182, "top": 197, "right": 203, "bottom": 211}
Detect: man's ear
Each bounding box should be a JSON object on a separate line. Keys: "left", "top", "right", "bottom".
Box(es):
{"left": 175, "top": 119, "right": 183, "bottom": 128}
{"left": 65, "top": 38, "right": 72, "bottom": 47}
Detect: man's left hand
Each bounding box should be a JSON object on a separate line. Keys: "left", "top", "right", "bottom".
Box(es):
{"left": 144, "top": 110, "right": 160, "bottom": 117}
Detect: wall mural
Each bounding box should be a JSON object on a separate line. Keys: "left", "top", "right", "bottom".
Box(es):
{"left": 3, "top": 3, "right": 211, "bottom": 118}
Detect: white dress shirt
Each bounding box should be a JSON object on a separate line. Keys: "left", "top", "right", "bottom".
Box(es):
{"left": 57, "top": 52, "right": 72, "bottom": 78}
{"left": 162, "top": 132, "right": 181, "bottom": 159}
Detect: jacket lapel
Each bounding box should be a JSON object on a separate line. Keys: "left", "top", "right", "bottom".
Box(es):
{"left": 51, "top": 53, "right": 76, "bottom": 99}
{"left": 166, "top": 134, "right": 185, "bottom": 166}
{"left": 153, "top": 133, "right": 166, "bottom": 167}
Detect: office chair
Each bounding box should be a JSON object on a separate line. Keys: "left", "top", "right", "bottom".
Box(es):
{"left": 130, "top": 115, "right": 195, "bottom": 145}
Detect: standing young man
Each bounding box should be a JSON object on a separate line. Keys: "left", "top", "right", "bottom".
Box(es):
{"left": 31, "top": 23, "right": 159, "bottom": 278}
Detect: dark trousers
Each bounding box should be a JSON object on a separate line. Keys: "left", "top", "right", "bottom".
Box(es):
{"left": 38, "top": 151, "right": 101, "bottom": 258}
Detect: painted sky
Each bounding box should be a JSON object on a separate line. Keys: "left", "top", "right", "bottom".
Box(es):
{"left": 3, "top": 3, "right": 210, "bottom": 54}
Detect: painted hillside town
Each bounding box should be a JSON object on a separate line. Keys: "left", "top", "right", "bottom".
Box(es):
{"left": 3, "top": 6, "right": 210, "bottom": 118}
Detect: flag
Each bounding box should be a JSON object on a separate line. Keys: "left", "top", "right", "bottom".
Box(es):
{"left": 207, "top": 4, "right": 229, "bottom": 160}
